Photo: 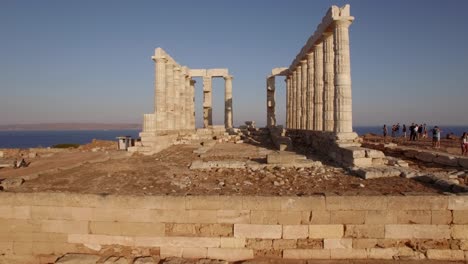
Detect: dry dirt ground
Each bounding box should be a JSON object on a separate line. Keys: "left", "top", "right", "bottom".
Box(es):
{"left": 0, "top": 138, "right": 448, "bottom": 196}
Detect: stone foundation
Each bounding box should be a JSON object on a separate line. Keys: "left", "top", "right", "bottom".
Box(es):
{"left": 1, "top": 192, "right": 467, "bottom": 263}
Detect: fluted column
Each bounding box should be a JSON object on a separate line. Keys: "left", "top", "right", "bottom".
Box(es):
{"left": 295, "top": 66, "right": 302, "bottom": 129}
{"left": 203, "top": 76, "right": 212, "bottom": 128}
{"left": 285, "top": 76, "right": 291, "bottom": 128}
{"left": 291, "top": 71, "right": 297, "bottom": 129}
{"left": 266, "top": 76, "right": 275, "bottom": 127}
{"left": 306, "top": 52, "right": 314, "bottom": 130}
{"left": 173, "top": 67, "right": 182, "bottom": 130}
{"left": 333, "top": 19, "right": 354, "bottom": 133}
{"left": 165, "top": 63, "right": 175, "bottom": 130}
{"left": 183, "top": 71, "right": 191, "bottom": 130}
{"left": 300, "top": 60, "right": 307, "bottom": 129}
{"left": 151, "top": 53, "right": 167, "bottom": 130}
{"left": 313, "top": 42, "right": 324, "bottom": 131}
{"left": 224, "top": 75, "right": 233, "bottom": 129}
{"left": 323, "top": 32, "right": 335, "bottom": 132}
{"left": 190, "top": 79, "right": 196, "bottom": 129}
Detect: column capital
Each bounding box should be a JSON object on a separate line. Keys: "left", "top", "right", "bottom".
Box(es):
{"left": 306, "top": 52, "right": 314, "bottom": 60}
{"left": 300, "top": 60, "right": 307, "bottom": 66}
{"left": 323, "top": 31, "right": 333, "bottom": 38}
{"left": 151, "top": 56, "right": 167, "bottom": 62}
{"left": 174, "top": 67, "right": 181, "bottom": 72}
{"left": 223, "top": 75, "right": 233, "bottom": 81}
{"left": 334, "top": 19, "right": 353, "bottom": 28}
{"left": 314, "top": 41, "right": 323, "bottom": 48}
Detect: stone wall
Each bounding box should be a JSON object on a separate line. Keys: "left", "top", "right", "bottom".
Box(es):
{"left": 0, "top": 192, "right": 467, "bottom": 263}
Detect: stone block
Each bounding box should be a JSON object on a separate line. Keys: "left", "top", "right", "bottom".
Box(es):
{"left": 242, "top": 196, "right": 281, "bottom": 210}
{"left": 458, "top": 157, "right": 468, "bottom": 168}
{"left": 432, "top": 210, "right": 452, "bottom": 224}
{"left": 330, "top": 211, "right": 365, "bottom": 224}
{"left": 120, "top": 222, "right": 165, "bottom": 236}
{"left": 344, "top": 225, "right": 384, "bottom": 239}
{"left": 326, "top": 196, "right": 387, "bottom": 211}
{"left": 365, "top": 210, "right": 397, "bottom": 224}
{"left": 186, "top": 196, "right": 243, "bottom": 210}
{"left": 278, "top": 211, "right": 302, "bottom": 225}
{"left": 207, "top": 248, "right": 254, "bottom": 261}
{"left": 433, "top": 155, "right": 459, "bottom": 167}
{"left": 0, "top": 219, "right": 41, "bottom": 233}
{"left": 309, "top": 225, "right": 343, "bottom": 238}
{"left": 280, "top": 196, "right": 326, "bottom": 211}
{"left": 453, "top": 211, "right": 468, "bottom": 224}
{"left": 272, "top": 239, "right": 296, "bottom": 249}
{"left": 134, "top": 236, "right": 220, "bottom": 248}
{"left": 387, "top": 196, "right": 448, "bottom": 210}
{"left": 283, "top": 225, "right": 308, "bottom": 239}
{"left": 296, "top": 238, "right": 323, "bottom": 249}
{"left": 415, "top": 152, "right": 436, "bottom": 162}
{"left": 220, "top": 237, "right": 245, "bottom": 248}
{"left": 0, "top": 206, "right": 30, "bottom": 219}
{"left": 352, "top": 158, "right": 373, "bottom": 167}
{"left": 182, "top": 247, "right": 208, "bottom": 258}
{"left": 323, "top": 238, "right": 352, "bottom": 249}
{"left": 396, "top": 210, "right": 431, "bottom": 224}
{"left": 367, "top": 248, "right": 398, "bottom": 259}
{"left": 452, "top": 225, "right": 468, "bottom": 239}
{"left": 246, "top": 239, "right": 272, "bottom": 250}
{"left": 404, "top": 150, "right": 419, "bottom": 158}
{"left": 234, "top": 224, "right": 282, "bottom": 239}
{"left": 365, "top": 149, "right": 385, "bottom": 158}
{"left": 0, "top": 242, "right": 13, "bottom": 254}
{"left": 341, "top": 147, "right": 366, "bottom": 159}
{"left": 385, "top": 224, "right": 451, "bottom": 239}
{"left": 448, "top": 196, "right": 468, "bottom": 210}
{"left": 266, "top": 152, "right": 305, "bottom": 164}
{"left": 12, "top": 241, "right": 33, "bottom": 255}
{"left": 250, "top": 211, "right": 278, "bottom": 224}
{"left": 306, "top": 211, "right": 330, "bottom": 224}
{"left": 41, "top": 220, "right": 88, "bottom": 234}
{"left": 426, "top": 249, "right": 465, "bottom": 261}
{"left": 283, "top": 249, "right": 330, "bottom": 259}
{"left": 69, "top": 234, "right": 134, "bottom": 247}
{"left": 160, "top": 247, "right": 182, "bottom": 258}
{"left": 352, "top": 239, "right": 378, "bottom": 249}
{"left": 217, "top": 210, "right": 250, "bottom": 224}
{"left": 330, "top": 248, "right": 367, "bottom": 259}
{"left": 187, "top": 210, "right": 218, "bottom": 223}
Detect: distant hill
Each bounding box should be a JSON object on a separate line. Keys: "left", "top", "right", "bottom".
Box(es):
{"left": 0, "top": 123, "right": 142, "bottom": 131}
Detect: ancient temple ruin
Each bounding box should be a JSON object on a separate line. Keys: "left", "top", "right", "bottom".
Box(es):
{"left": 130, "top": 48, "right": 233, "bottom": 153}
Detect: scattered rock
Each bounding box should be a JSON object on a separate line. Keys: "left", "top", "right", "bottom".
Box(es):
{"left": 134, "top": 256, "right": 160, "bottom": 264}
{"left": 0, "top": 177, "right": 25, "bottom": 190}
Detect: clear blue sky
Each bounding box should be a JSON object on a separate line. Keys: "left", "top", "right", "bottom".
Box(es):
{"left": 1, "top": 0, "right": 467, "bottom": 127}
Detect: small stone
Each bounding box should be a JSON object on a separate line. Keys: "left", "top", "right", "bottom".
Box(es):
{"left": 359, "top": 183, "right": 365, "bottom": 188}
{"left": 218, "top": 181, "right": 225, "bottom": 187}
{"left": 243, "top": 180, "right": 253, "bottom": 185}
{"left": 273, "top": 181, "right": 280, "bottom": 186}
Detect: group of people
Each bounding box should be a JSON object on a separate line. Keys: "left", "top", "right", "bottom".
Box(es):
{"left": 382, "top": 123, "right": 441, "bottom": 148}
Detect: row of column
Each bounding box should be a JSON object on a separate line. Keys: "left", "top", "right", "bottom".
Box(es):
{"left": 202, "top": 76, "right": 233, "bottom": 129}
{"left": 153, "top": 56, "right": 195, "bottom": 131}
{"left": 285, "top": 19, "right": 353, "bottom": 134}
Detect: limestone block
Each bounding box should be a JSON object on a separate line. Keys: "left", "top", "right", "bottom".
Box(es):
{"left": 246, "top": 239, "right": 272, "bottom": 249}
{"left": 207, "top": 248, "right": 254, "bottom": 261}
{"left": 415, "top": 152, "right": 436, "bottom": 162}
{"left": 41, "top": 220, "right": 88, "bottom": 234}
{"left": 458, "top": 157, "right": 468, "bottom": 168}
{"left": 433, "top": 155, "right": 459, "bottom": 167}
{"left": 308, "top": 211, "right": 331, "bottom": 224}
{"left": 452, "top": 225, "right": 468, "bottom": 239}
{"left": 217, "top": 210, "right": 250, "bottom": 224}
{"left": 432, "top": 210, "right": 453, "bottom": 224}
{"left": 352, "top": 239, "right": 378, "bottom": 249}
{"left": 426, "top": 249, "right": 465, "bottom": 261}
{"left": 326, "top": 196, "right": 387, "bottom": 211}
{"left": 330, "top": 249, "right": 368, "bottom": 259}
{"left": 365, "top": 210, "right": 397, "bottom": 224}
{"left": 234, "top": 224, "right": 282, "bottom": 239}
{"left": 283, "top": 225, "right": 309, "bottom": 239}
{"left": 341, "top": 147, "right": 366, "bottom": 159}
{"left": 449, "top": 196, "right": 468, "bottom": 210}
{"left": 160, "top": 247, "right": 182, "bottom": 258}
{"left": 277, "top": 211, "right": 302, "bottom": 225}
{"left": 385, "top": 224, "right": 451, "bottom": 239}
{"left": 0, "top": 206, "right": 30, "bottom": 219}
{"left": 0, "top": 242, "right": 13, "bottom": 255}
{"left": 344, "top": 225, "right": 384, "bottom": 239}
{"left": 323, "top": 238, "right": 352, "bottom": 249}
{"left": 207, "top": 68, "right": 229, "bottom": 77}
{"left": 134, "top": 236, "right": 220, "bottom": 248}
{"left": 242, "top": 196, "right": 282, "bottom": 210}
{"left": 266, "top": 152, "right": 306, "bottom": 164}
{"left": 55, "top": 253, "right": 100, "bottom": 264}
{"left": 189, "top": 69, "right": 207, "bottom": 77}
{"left": 182, "top": 247, "right": 208, "bottom": 258}
{"left": 250, "top": 210, "right": 278, "bottom": 224}
{"left": 330, "top": 211, "right": 365, "bottom": 224}
{"left": 272, "top": 239, "right": 296, "bottom": 249}
{"left": 283, "top": 249, "right": 331, "bottom": 259}
{"left": 365, "top": 149, "right": 385, "bottom": 158}
{"left": 387, "top": 196, "right": 448, "bottom": 210}
{"left": 220, "top": 237, "right": 246, "bottom": 248}
{"left": 396, "top": 211, "right": 431, "bottom": 224}
{"left": 186, "top": 196, "right": 243, "bottom": 210}
{"left": 309, "top": 225, "right": 343, "bottom": 238}
{"left": 367, "top": 248, "right": 398, "bottom": 259}
{"left": 271, "top": 67, "right": 288, "bottom": 76}
{"left": 280, "top": 196, "right": 326, "bottom": 211}
{"left": 453, "top": 211, "right": 468, "bottom": 224}
{"left": 68, "top": 234, "right": 135, "bottom": 247}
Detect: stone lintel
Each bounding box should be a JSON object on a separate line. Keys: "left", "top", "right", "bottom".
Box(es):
{"left": 271, "top": 67, "right": 289, "bottom": 76}
{"left": 189, "top": 69, "right": 207, "bottom": 77}
{"left": 207, "top": 68, "right": 229, "bottom": 77}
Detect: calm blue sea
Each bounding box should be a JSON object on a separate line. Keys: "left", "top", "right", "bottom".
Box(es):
{"left": 0, "top": 130, "right": 140, "bottom": 148}
{"left": 1, "top": 126, "right": 467, "bottom": 149}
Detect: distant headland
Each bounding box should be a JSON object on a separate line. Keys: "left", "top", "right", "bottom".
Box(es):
{"left": 0, "top": 123, "right": 141, "bottom": 131}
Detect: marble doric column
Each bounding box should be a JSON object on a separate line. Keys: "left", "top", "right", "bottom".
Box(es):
{"left": 300, "top": 60, "right": 308, "bottom": 129}
{"left": 291, "top": 70, "right": 297, "bottom": 129}
{"left": 286, "top": 76, "right": 291, "bottom": 128}
{"left": 313, "top": 42, "right": 324, "bottom": 131}
{"left": 224, "top": 75, "right": 233, "bottom": 129}
{"left": 190, "top": 79, "right": 196, "bottom": 129}
{"left": 323, "top": 32, "right": 335, "bottom": 132}
{"left": 203, "top": 76, "right": 212, "bottom": 128}
{"left": 165, "top": 63, "right": 175, "bottom": 130}
{"left": 183, "top": 70, "right": 191, "bottom": 130}
{"left": 306, "top": 52, "right": 314, "bottom": 130}
{"left": 266, "top": 76, "right": 275, "bottom": 127}
{"left": 333, "top": 19, "right": 353, "bottom": 133}
{"left": 173, "top": 67, "right": 182, "bottom": 130}
{"left": 295, "top": 66, "right": 302, "bottom": 129}
{"left": 152, "top": 53, "right": 167, "bottom": 130}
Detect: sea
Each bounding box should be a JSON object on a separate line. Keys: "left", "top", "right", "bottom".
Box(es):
{"left": 0, "top": 126, "right": 467, "bottom": 149}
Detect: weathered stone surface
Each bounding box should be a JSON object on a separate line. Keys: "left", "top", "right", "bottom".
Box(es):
{"left": 415, "top": 152, "right": 436, "bottom": 162}
{"left": 55, "top": 254, "right": 100, "bottom": 264}
{"left": 426, "top": 249, "right": 465, "bottom": 261}
{"left": 433, "top": 155, "right": 459, "bottom": 167}
{"left": 133, "top": 256, "right": 160, "bottom": 264}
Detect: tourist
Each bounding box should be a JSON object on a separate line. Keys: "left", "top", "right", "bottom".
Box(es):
{"left": 417, "top": 124, "right": 423, "bottom": 140}
{"left": 391, "top": 124, "right": 395, "bottom": 138}
{"left": 409, "top": 123, "right": 415, "bottom": 141}
{"left": 462, "top": 132, "right": 468, "bottom": 156}
{"left": 402, "top": 124, "right": 407, "bottom": 139}
{"left": 395, "top": 123, "right": 400, "bottom": 137}
{"left": 383, "top": 124, "right": 388, "bottom": 143}
{"left": 423, "top": 123, "right": 427, "bottom": 138}
{"left": 413, "top": 124, "right": 419, "bottom": 141}
{"left": 432, "top": 126, "right": 441, "bottom": 148}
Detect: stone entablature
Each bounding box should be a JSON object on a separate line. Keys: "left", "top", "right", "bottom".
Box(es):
{"left": 1, "top": 192, "right": 467, "bottom": 262}
{"left": 267, "top": 5, "right": 356, "bottom": 140}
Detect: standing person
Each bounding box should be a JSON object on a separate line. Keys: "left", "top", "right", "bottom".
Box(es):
{"left": 383, "top": 124, "right": 388, "bottom": 143}
{"left": 423, "top": 124, "right": 427, "bottom": 138}
{"left": 413, "top": 124, "right": 419, "bottom": 141}
{"left": 417, "top": 124, "right": 423, "bottom": 140}
{"left": 409, "top": 123, "right": 415, "bottom": 141}
{"left": 432, "top": 126, "right": 441, "bottom": 148}
{"left": 461, "top": 132, "right": 468, "bottom": 156}
{"left": 402, "top": 124, "right": 407, "bottom": 139}
{"left": 391, "top": 124, "right": 395, "bottom": 138}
